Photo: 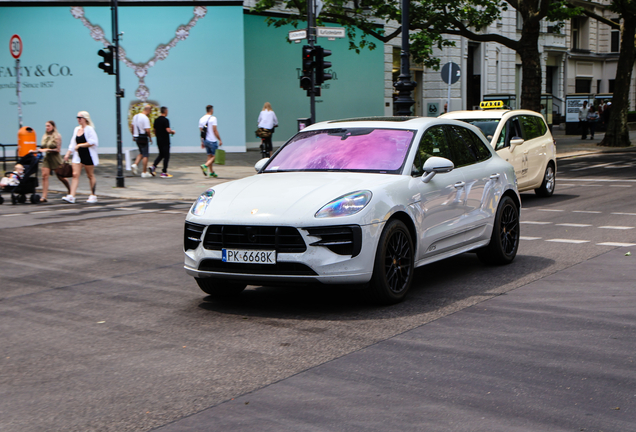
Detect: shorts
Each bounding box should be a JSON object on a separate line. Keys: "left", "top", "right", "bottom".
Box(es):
{"left": 137, "top": 141, "right": 149, "bottom": 158}
{"left": 204, "top": 140, "right": 218, "bottom": 156}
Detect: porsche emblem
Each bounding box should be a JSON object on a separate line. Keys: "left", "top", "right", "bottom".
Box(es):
{"left": 251, "top": 209, "right": 258, "bottom": 214}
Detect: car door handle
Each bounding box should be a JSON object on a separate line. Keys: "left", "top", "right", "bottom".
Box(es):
{"left": 454, "top": 181, "right": 465, "bottom": 189}
{"left": 489, "top": 173, "right": 500, "bottom": 180}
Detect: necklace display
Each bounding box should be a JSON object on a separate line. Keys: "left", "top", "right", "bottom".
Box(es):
{"left": 71, "top": 6, "right": 207, "bottom": 102}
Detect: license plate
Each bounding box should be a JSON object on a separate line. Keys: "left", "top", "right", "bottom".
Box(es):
{"left": 222, "top": 249, "right": 276, "bottom": 264}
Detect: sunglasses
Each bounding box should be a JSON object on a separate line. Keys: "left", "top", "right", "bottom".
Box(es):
{"left": 77, "top": 116, "right": 85, "bottom": 119}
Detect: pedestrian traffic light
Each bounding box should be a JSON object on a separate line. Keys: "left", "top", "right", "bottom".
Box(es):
{"left": 98, "top": 46, "right": 115, "bottom": 75}
{"left": 300, "top": 45, "right": 315, "bottom": 91}
{"left": 315, "top": 46, "right": 332, "bottom": 85}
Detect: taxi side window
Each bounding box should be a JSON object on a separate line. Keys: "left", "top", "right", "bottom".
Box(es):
{"left": 509, "top": 117, "right": 523, "bottom": 141}
{"left": 519, "top": 115, "right": 542, "bottom": 140}
{"left": 536, "top": 116, "right": 548, "bottom": 135}
{"left": 495, "top": 123, "right": 507, "bottom": 150}
{"left": 447, "top": 126, "right": 478, "bottom": 168}
{"left": 412, "top": 126, "right": 452, "bottom": 177}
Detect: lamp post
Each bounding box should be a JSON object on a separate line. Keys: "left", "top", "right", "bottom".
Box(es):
{"left": 393, "top": 0, "right": 416, "bottom": 116}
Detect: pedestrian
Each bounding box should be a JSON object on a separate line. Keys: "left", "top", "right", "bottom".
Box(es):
{"left": 603, "top": 101, "right": 612, "bottom": 129}
{"left": 150, "top": 106, "right": 175, "bottom": 178}
{"left": 257, "top": 102, "right": 278, "bottom": 158}
{"left": 199, "top": 105, "right": 222, "bottom": 178}
{"left": 62, "top": 111, "right": 99, "bottom": 204}
{"left": 131, "top": 104, "right": 153, "bottom": 178}
{"left": 578, "top": 101, "right": 589, "bottom": 139}
{"left": 38, "top": 120, "right": 70, "bottom": 202}
{"left": 586, "top": 106, "right": 599, "bottom": 139}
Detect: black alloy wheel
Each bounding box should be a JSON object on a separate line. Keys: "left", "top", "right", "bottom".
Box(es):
{"left": 477, "top": 196, "right": 520, "bottom": 265}
{"left": 368, "top": 219, "right": 414, "bottom": 305}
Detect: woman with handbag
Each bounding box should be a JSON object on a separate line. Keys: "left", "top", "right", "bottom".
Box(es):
{"left": 257, "top": 102, "right": 278, "bottom": 158}
{"left": 62, "top": 111, "right": 99, "bottom": 204}
{"left": 37, "top": 120, "right": 70, "bottom": 202}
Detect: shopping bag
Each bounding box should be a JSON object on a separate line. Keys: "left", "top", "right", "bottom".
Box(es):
{"left": 215, "top": 148, "right": 226, "bottom": 165}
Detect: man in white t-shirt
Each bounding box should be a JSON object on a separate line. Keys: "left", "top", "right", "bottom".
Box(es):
{"left": 131, "top": 104, "right": 153, "bottom": 178}
{"left": 578, "top": 101, "right": 590, "bottom": 140}
{"left": 198, "top": 104, "right": 223, "bottom": 178}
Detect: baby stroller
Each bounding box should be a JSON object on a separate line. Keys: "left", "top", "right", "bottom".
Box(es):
{"left": 0, "top": 153, "right": 41, "bottom": 205}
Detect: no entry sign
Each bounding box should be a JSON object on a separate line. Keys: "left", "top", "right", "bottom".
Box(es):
{"left": 10, "top": 34, "right": 22, "bottom": 59}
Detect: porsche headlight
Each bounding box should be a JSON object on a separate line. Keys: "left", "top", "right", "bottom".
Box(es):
{"left": 315, "top": 191, "right": 372, "bottom": 218}
{"left": 191, "top": 189, "right": 215, "bottom": 216}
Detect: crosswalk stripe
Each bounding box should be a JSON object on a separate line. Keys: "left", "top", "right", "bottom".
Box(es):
{"left": 521, "top": 221, "right": 552, "bottom": 225}
{"left": 555, "top": 223, "right": 592, "bottom": 227}
{"left": 597, "top": 242, "right": 636, "bottom": 247}
{"left": 546, "top": 239, "right": 590, "bottom": 244}
{"left": 599, "top": 226, "right": 634, "bottom": 230}
{"left": 520, "top": 236, "right": 542, "bottom": 240}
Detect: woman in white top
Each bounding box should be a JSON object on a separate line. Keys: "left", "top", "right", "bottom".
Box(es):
{"left": 257, "top": 102, "right": 278, "bottom": 157}
{"left": 63, "top": 111, "right": 99, "bottom": 204}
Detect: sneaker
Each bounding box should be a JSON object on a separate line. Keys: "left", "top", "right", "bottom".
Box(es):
{"left": 87, "top": 195, "right": 98, "bottom": 203}
{"left": 209, "top": 171, "right": 218, "bottom": 178}
{"left": 148, "top": 165, "right": 156, "bottom": 176}
{"left": 160, "top": 173, "right": 173, "bottom": 178}
{"left": 141, "top": 172, "right": 152, "bottom": 178}
{"left": 200, "top": 164, "right": 208, "bottom": 177}
{"left": 131, "top": 163, "right": 138, "bottom": 176}
{"left": 62, "top": 195, "right": 75, "bottom": 204}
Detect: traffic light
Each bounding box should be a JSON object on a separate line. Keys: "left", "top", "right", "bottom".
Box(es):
{"left": 300, "top": 45, "right": 315, "bottom": 90}
{"left": 98, "top": 46, "right": 115, "bottom": 75}
{"left": 315, "top": 46, "right": 332, "bottom": 85}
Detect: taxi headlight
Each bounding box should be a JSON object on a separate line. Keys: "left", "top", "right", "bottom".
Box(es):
{"left": 315, "top": 191, "right": 372, "bottom": 218}
{"left": 191, "top": 189, "right": 215, "bottom": 216}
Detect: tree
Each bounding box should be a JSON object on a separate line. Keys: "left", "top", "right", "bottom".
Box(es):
{"left": 253, "top": 0, "right": 580, "bottom": 112}
{"left": 577, "top": 0, "right": 635, "bottom": 147}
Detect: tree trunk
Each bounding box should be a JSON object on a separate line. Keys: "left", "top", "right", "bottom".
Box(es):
{"left": 599, "top": 15, "right": 635, "bottom": 147}
{"left": 518, "top": 17, "right": 542, "bottom": 112}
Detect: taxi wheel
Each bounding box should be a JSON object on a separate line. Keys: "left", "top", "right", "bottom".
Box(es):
{"left": 535, "top": 163, "right": 555, "bottom": 197}
{"left": 368, "top": 219, "right": 414, "bottom": 305}
{"left": 195, "top": 278, "right": 246, "bottom": 299}
{"left": 477, "top": 196, "right": 519, "bottom": 265}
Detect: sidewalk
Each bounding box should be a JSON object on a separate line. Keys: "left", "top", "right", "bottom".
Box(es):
{"left": 155, "top": 247, "right": 636, "bottom": 431}
{"left": 48, "top": 130, "right": 636, "bottom": 202}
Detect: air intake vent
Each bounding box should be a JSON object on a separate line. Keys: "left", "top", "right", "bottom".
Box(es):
{"left": 184, "top": 222, "right": 206, "bottom": 251}
{"left": 305, "top": 225, "right": 362, "bottom": 257}
{"left": 203, "top": 225, "right": 306, "bottom": 253}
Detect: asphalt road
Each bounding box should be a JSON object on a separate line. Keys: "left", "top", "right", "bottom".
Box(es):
{"left": 0, "top": 152, "right": 635, "bottom": 431}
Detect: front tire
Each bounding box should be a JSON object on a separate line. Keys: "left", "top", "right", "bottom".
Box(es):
{"left": 367, "top": 219, "right": 415, "bottom": 305}
{"left": 195, "top": 278, "right": 246, "bottom": 299}
{"left": 477, "top": 196, "right": 520, "bottom": 265}
{"left": 534, "top": 163, "right": 555, "bottom": 197}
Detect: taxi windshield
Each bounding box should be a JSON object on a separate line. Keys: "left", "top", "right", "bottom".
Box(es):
{"left": 264, "top": 128, "right": 415, "bottom": 174}
{"left": 458, "top": 119, "right": 500, "bottom": 141}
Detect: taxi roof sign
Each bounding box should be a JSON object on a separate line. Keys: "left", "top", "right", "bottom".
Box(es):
{"left": 480, "top": 100, "right": 504, "bottom": 109}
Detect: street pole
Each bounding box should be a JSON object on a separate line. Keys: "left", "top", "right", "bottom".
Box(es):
{"left": 16, "top": 59, "right": 23, "bottom": 128}
{"left": 307, "top": 0, "right": 316, "bottom": 125}
{"left": 393, "top": 0, "right": 416, "bottom": 116}
{"left": 112, "top": 0, "right": 124, "bottom": 188}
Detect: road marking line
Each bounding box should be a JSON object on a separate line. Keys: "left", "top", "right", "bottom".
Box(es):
{"left": 599, "top": 226, "right": 634, "bottom": 230}
{"left": 1, "top": 213, "right": 22, "bottom": 217}
{"left": 29, "top": 211, "right": 54, "bottom": 214}
{"left": 536, "top": 209, "right": 565, "bottom": 212}
{"left": 609, "top": 185, "right": 632, "bottom": 188}
{"left": 520, "top": 236, "right": 542, "bottom": 240}
{"left": 558, "top": 183, "right": 576, "bottom": 186}
{"left": 559, "top": 178, "right": 636, "bottom": 183}
{"left": 597, "top": 242, "right": 636, "bottom": 247}
{"left": 570, "top": 163, "right": 619, "bottom": 171}
{"left": 162, "top": 210, "right": 184, "bottom": 214}
{"left": 546, "top": 239, "right": 590, "bottom": 244}
{"left": 611, "top": 212, "right": 636, "bottom": 216}
{"left": 520, "top": 221, "right": 552, "bottom": 225}
{"left": 573, "top": 210, "right": 602, "bottom": 214}
{"left": 556, "top": 223, "right": 592, "bottom": 227}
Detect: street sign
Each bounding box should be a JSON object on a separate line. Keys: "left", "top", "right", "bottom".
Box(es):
{"left": 426, "top": 102, "right": 440, "bottom": 117}
{"left": 289, "top": 29, "right": 307, "bottom": 41}
{"left": 317, "top": 27, "right": 345, "bottom": 39}
{"left": 441, "top": 62, "right": 460, "bottom": 85}
{"left": 10, "top": 34, "right": 22, "bottom": 59}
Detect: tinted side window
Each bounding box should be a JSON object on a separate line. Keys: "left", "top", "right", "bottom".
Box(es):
{"left": 495, "top": 123, "right": 507, "bottom": 150}
{"left": 520, "top": 115, "right": 541, "bottom": 140}
{"left": 466, "top": 130, "right": 493, "bottom": 162}
{"left": 535, "top": 116, "right": 548, "bottom": 136}
{"left": 412, "top": 126, "right": 453, "bottom": 176}
{"left": 509, "top": 117, "right": 523, "bottom": 140}
{"left": 447, "top": 126, "right": 478, "bottom": 168}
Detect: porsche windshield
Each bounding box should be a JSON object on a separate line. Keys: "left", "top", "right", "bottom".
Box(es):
{"left": 264, "top": 128, "right": 415, "bottom": 173}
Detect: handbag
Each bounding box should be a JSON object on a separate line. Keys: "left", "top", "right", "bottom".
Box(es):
{"left": 255, "top": 128, "right": 272, "bottom": 139}
{"left": 55, "top": 162, "right": 73, "bottom": 178}
{"left": 215, "top": 148, "right": 226, "bottom": 165}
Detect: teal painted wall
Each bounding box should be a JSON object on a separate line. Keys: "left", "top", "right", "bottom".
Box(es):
{"left": 0, "top": 6, "right": 246, "bottom": 152}
{"left": 243, "top": 14, "right": 384, "bottom": 146}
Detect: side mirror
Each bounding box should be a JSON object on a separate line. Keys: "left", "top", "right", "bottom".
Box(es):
{"left": 421, "top": 156, "right": 454, "bottom": 183}
{"left": 254, "top": 158, "right": 269, "bottom": 172}
{"left": 509, "top": 137, "right": 524, "bottom": 152}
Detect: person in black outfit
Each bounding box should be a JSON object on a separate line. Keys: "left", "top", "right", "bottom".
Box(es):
{"left": 150, "top": 106, "right": 175, "bottom": 178}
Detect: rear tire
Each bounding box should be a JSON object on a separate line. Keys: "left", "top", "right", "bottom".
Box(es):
{"left": 17, "top": 194, "right": 26, "bottom": 204}
{"left": 195, "top": 278, "right": 246, "bottom": 299}
{"left": 367, "top": 219, "right": 415, "bottom": 305}
{"left": 0, "top": 196, "right": 4, "bottom": 205}
{"left": 534, "top": 163, "right": 555, "bottom": 197}
{"left": 477, "top": 196, "right": 520, "bottom": 265}
{"left": 31, "top": 194, "right": 41, "bottom": 204}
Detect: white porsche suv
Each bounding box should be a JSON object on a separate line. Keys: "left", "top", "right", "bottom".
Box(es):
{"left": 441, "top": 106, "right": 556, "bottom": 197}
